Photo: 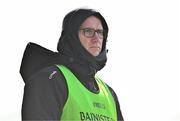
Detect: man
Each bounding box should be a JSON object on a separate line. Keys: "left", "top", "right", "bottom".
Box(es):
{"left": 20, "top": 8, "right": 124, "bottom": 121}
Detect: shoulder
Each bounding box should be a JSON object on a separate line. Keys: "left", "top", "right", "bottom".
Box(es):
{"left": 105, "top": 83, "right": 117, "bottom": 97}
{"left": 23, "top": 65, "right": 68, "bottom": 106}
{"left": 24, "top": 65, "right": 68, "bottom": 95}
{"left": 25, "top": 65, "right": 65, "bottom": 84}
{"left": 96, "top": 77, "right": 117, "bottom": 97}
{"left": 97, "top": 78, "right": 119, "bottom": 104}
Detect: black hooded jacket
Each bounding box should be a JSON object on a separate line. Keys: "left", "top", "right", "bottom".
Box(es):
{"left": 20, "top": 8, "right": 123, "bottom": 121}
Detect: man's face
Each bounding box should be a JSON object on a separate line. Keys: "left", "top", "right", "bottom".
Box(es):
{"left": 78, "top": 16, "right": 103, "bottom": 56}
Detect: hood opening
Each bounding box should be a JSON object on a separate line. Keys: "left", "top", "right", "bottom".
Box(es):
{"left": 57, "top": 8, "right": 109, "bottom": 72}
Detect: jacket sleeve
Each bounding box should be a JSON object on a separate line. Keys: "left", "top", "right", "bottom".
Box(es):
{"left": 107, "top": 85, "right": 124, "bottom": 121}
{"left": 22, "top": 66, "right": 68, "bottom": 120}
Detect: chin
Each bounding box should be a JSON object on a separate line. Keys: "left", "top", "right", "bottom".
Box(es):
{"left": 91, "top": 52, "right": 100, "bottom": 57}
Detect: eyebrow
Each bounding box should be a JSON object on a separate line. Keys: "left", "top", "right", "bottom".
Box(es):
{"left": 80, "top": 27, "right": 103, "bottom": 30}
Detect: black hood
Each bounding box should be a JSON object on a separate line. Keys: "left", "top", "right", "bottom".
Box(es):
{"left": 20, "top": 8, "right": 109, "bottom": 83}
{"left": 57, "top": 8, "right": 109, "bottom": 73}
{"left": 20, "top": 42, "right": 62, "bottom": 82}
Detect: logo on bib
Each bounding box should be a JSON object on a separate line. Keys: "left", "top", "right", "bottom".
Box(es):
{"left": 93, "top": 102, "right": 105, "bottom": 109}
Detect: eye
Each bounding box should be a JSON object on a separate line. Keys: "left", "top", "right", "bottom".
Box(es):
{"left": 96, "top": 30, "right": 104, "bottom": 38}
{"left": 84, "top": 29, "right": 93, "bottom": 34}
{"left": 84, "top": 28, "right": 94, "bottom": 36}
{"left": 97, "top": 30, "right": 103, "bottom": 35}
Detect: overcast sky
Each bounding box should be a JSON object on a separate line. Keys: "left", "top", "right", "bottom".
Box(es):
{"left": 0, "top": 0, "right": 179, "bottom": 121}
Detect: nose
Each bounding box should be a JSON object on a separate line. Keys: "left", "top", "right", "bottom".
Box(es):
{"left": 92, "top": 32, "right": 101, "bottom": 42}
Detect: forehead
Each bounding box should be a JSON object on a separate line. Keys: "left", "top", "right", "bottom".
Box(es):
{"left": 81, "top": 16, "right": 103, "bottom": 29}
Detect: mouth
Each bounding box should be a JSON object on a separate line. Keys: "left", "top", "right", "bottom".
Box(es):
{"left": 90, "top": 46, "right": 100, "bottom": 49}
{"left": 88, "top": 46, "right": 101, "bottom": 56}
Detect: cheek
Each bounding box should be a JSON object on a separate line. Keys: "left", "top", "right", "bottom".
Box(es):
{"left": 82, "top": 39, "right": 90, "bottom": 49}
{"left": 78, "top": 33, "right": 89, "bottom": 49}
{"left": 99, "top": 39, "right": 103, "bottom": 47}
